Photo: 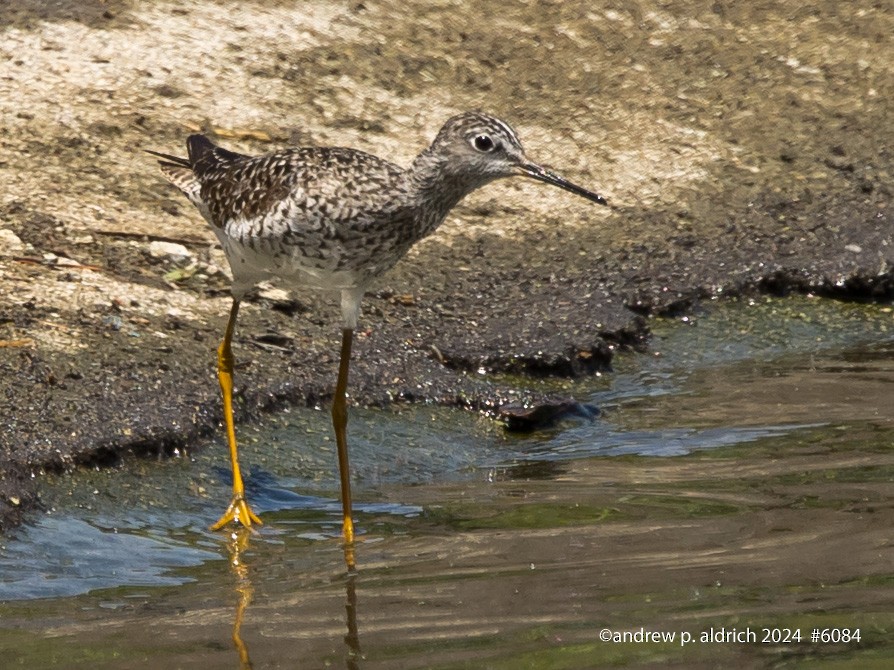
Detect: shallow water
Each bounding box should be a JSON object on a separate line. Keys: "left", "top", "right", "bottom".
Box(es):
{"left": 1, "top": 296, "right": 892, "bottom": 668}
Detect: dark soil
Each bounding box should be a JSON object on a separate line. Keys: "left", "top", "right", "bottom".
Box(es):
{"left": 0, "top": 0, "right": 890, "bottom": 530}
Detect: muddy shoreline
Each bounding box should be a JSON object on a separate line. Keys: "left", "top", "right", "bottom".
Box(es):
{"left": 0, "top": 1, "right": 891, "bottom": 530}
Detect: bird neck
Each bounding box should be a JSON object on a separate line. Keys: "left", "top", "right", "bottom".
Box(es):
{"left": 407, "top": 149, "right": 490, "bottom": 236}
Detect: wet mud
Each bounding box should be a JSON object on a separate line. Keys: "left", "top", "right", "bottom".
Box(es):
{"left": 0, "top": 0, "right": 891, "bottom": 528}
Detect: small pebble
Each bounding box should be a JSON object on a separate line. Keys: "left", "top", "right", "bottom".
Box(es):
{"left": 0, "top": 229, "right": 25, "bottom": 256}
{"left": 149, "top": 240, "right": 194, "bottom": 263}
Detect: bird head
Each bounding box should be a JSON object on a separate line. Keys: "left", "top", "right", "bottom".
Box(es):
{"left": 426, "top": 111, "right": 607, "bottom": 206}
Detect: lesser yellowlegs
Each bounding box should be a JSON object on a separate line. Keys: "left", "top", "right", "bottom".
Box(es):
{"left": 149, "top": 111, "right": 606, "bottom": 567}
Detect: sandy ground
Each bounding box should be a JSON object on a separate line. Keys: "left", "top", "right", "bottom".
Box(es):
{"left": 0, "top": 0, "right": 891, "bottom": 528}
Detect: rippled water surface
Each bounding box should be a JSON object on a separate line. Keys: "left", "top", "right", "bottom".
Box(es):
{"left": 1, "top": 296, "right": 892, "bottom": 668}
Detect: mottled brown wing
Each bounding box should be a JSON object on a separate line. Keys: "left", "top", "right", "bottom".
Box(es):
{"left": 189, "top": 143, "right": 408, "bottom": 234}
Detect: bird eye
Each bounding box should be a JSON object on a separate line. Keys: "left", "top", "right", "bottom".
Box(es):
{"left": 472, "top": 134, "right": 495, "bottom": 152}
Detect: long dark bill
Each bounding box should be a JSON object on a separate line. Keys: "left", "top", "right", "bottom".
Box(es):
{"left": 518, "top": 162, "right": 607, "bottom": 206}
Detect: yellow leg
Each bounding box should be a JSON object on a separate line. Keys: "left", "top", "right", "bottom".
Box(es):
{"left": 211, "top": 299, "right": 263, "bottom": 530}
{"left": 332, "top": 327, "right": 356, "bottom": 568}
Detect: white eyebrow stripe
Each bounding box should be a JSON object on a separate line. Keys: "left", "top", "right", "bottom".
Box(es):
{"left": 491, "top": 117, "right": 521, "bottom": 145}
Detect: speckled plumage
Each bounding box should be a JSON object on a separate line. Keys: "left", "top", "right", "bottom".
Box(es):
{"left": 151, "top": 111, "right": 606, "bottom": 327}
{"left": 148, "top": 111, "right": 606, "bottom": 544}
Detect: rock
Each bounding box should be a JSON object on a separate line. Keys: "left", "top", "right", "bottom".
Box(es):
{"left": 0, "top": 229, "right": 25, "bottom": 257}
{"left": 258, "top": 285, "right": 306, "bottom": 316}
{"left": 257, "top": 286, "right": 291, "bottom": 303}
{"left": 499, "top": 399, "right": 600, "bottom": 432}
{"left": 148, "top": 240, "right": 194, "bottom": 263}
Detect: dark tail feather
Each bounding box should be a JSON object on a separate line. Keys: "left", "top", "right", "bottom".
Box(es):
{"left": 186, "top": 134, "right": 217, "bottom": 163}
{"left": 145, "top": 148, "right": 190, "bottom": 168}
{"left": 146, "top": 135, "right": 237, "bottom": 169}
{"left": 147, "top": 134, "right": 242, "bottom": 171}
{"left": 187, "top": 134, "right": 245, "bottom": 164}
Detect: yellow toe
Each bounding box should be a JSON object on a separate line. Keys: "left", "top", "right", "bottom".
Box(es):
{"left": 211, "top": 495, "right": 263, "bottom": 531}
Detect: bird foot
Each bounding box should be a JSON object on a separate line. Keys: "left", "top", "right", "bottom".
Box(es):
{"left": 210, "top": 494, "right": 263, "bottom": 531}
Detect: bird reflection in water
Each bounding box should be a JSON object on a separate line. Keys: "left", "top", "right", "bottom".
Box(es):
{"left": 226, "top": 528, "right": 254, "bottom": 670}
{"left": 344, "top": 571, "right": 362, "bottom": 669}
{"left": 224, "top": 530, "right": 362, "bottom": 669}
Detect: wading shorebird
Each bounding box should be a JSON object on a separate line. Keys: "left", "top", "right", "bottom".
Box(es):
{"left": 149, "top": 112, "right": 606, "bottom": 568}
